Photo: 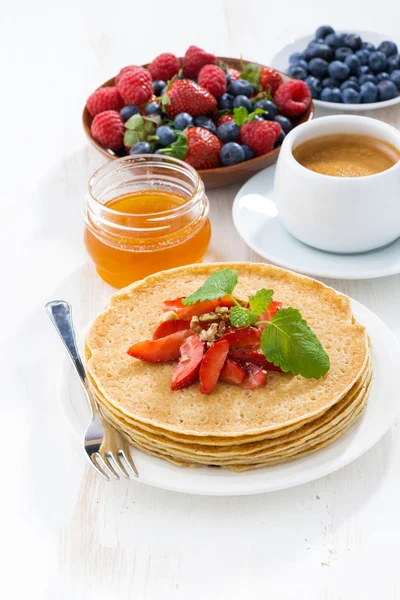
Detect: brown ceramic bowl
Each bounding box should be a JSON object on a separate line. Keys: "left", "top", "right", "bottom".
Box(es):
{"left": 82, "top": 57, "right": 314, "bottom": 189}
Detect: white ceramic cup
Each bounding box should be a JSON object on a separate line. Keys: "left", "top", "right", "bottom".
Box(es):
{"left": 273, "top": 115, "right": 400, "bottom": 253}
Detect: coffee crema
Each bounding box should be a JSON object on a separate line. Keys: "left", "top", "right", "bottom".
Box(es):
{"left": 293, "top": 134, "right": 400, "bottom": 177}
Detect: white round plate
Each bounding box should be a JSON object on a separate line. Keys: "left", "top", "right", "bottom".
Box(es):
{"left": 233, "top": 164, "right": 400, "bottom": 280}
{"left": 58, "top": 303, "right": 400, "bottom": 496}
{"left": 271, "top": 30, "right": 400, "bottom": 111}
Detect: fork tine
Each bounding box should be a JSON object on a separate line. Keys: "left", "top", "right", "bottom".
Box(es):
{"left": 89, "top": 453, "right": 110, "bottom": 481}
{"left": 94, "top": 452, "right": 119, "bottom": 480}
{"left": 109, "top": 451, "right": 130, "bottom": 478}
{"left": 118, "top": 448, "right": 139, "bottom": 478}
{"left": 105, "top": 451, "right": 128, "bottom": 479}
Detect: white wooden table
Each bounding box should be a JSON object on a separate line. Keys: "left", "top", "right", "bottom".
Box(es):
{"left": 3, "top": 1, "right": 400, "bottom": 598}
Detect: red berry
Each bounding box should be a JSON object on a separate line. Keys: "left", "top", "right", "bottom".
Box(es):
{"left": 260, "top": 67, "right": 283, "bottom": 95}
{"left": 274, "top": 80, "right": 311, "bottom": 117}
{"left": 115, "top": 65, "right": 138, "bottom": 86}
{"left": 148, "top": 52, "right": 180, "bottom": 82}
{"left": 240, "top": 120, "right": 281, "bottom": 156}
{"left": 91, "top": 110, "right": 125, "bottom": 150}
{"left": 198, "top": 64, "right": 227, "bottom": 98}
{"left": 116, "top": 67, "right": 153, "bottom": 106}
{"left": 185, "top": 127, "right": 221, "bottom": 170}
{"left": 183, "top": 45, "right": 216, "bottom": 79}
{"left": 227, "top": 68, "right": 241, "bottom": 82}
{"left": 86, "top": 87, "right": 124, "bottom": 118}
{"left": 217, "top": 114, "right": 234, "bottom": 126}
{"left": 163, "top": 79, "right": 217, "bottom": 118}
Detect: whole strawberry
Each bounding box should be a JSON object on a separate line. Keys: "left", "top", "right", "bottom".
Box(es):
{"left": 198, "top": 65, "right": 226, "bottom": 98}
{"left": 86, "top": 87, "right": 124, "bottom": 117}
{"left": 183, "top": 46, "right": 216, "bottom": 79}
{"left": 91, "top": 110, "right": 125, "bottom": 150}
{"left": 185, "top": 127, "right": 221, "bottom": 169}
{"left": 240, "top": 120, "right": 281, "bottom": 156}
{"left": 162, "top": 79, "right": 217, "bottom": 118}
{"left": 227, "top": 68, "right": 241, "bottom": 82}
{"left": 274, "top": 80, "right": 311, "bottom": 116}
{"left": 116, "top": 67, "right": 153, "bottom": 106}
{"left": 216, "top": 114, "right": 234, "bottom": 127}
{"left": 260, "top": 68, "right": 283, "bottom": 95}
{"left": 148, "top": 52, "right": 180, "bottom": 82}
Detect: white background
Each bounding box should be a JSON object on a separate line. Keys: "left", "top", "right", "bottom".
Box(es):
{"left": 2, "top": 1, "right": 400, "bottom": 598}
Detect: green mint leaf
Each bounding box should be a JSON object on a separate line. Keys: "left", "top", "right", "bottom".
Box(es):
{"left": 182, "top": 269, "right": 238, "bottom": 306}
{"left": 260, "top": 307, "right": 330, "bottom": 379}
{"left": 233, "top": 106, "right": 249, "bottom": 126}
{"left": 125, "top": 114, "right": 144, "bottom": 131}
{"left": 240, "top": 63, "right": 262, "bottom": 90}
{"left": 123, "top": 129, "right": 142, "bottom": 147}
{"left": 229, "top": 306, "right": 257, "bottom": 327}
{"left": 247, "top": 107, "right": 266, "bottom": 121}
{"left": 249, "top": 289, "right": 274, "bottom": 316}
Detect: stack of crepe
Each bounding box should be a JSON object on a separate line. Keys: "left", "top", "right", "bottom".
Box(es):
{"left": 84, "top": 263, "right": 371, "bottom": 472}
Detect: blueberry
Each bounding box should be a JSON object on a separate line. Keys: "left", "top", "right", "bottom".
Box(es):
{"left": 254, "top": 99, "right": 278, "bottom": 120}
{"left": 241, "top": 144, "right": 255, "bottom": 160}
{"left": 377, "top": 80, "right": 399, "bottom": 101}
{"left": 322, "top": 76, "right": 341, "bottom": 88}
{"left": 233, "top": 95, "right": 253, "bottom": 111}
{"left": 343, "top": 33, "right": 362, "bottom": 51}
{"left": 388, "top": 54, "right": 400, "bottom": 72}
{"left": 369, "top": 51, "right": 388, "bottom": 73}
{"left": 362, "top": 42, "right": 376, "bottom": 52}
{"left": 304, "top": 43, "right": 333, "bottom": 61}
{"left": 335, "top": 47, "right": 353, "bottom": 61}
{"left": 376, "top": 72, "right": 390, "bottom": 82}
{"left": 193, "top": 116, "right": 217, "bottom": 134}
{"left": 225, "top": 72, "right": 231, "bottom": 85}
{"left": 308, "top": 57, "right": 329, "bottom": 78}
{"left": 359, "top": 74, "right": 377, "bottom": 84}
{"left": 378, "top": 40, "right": 398, "bottom": 57}
{"left": 288, "top": 65, "right": 308, "bottom": 80}
{"left": 173, "top": 112, "right": 193, "bottom": 130}
{"left": 274, "top": 130, "right": 286, "bottom": 147}
{"left": 218, "top": 93, "right": 234, "bottom": 110}
{"left": 355, "top": 49, "right": 371, "bottom": 65}
{"left": 358, "top": 65, "right": 372, "bottom": 76}
{"left": 220, "top": 142, "right": 246, "bottom": 165}
{"left": 297, "top": 59, "right": 309, "bottom": 71}
{"left": 328, "top": 60, "right": 350, "bottom": 81}
{"left": 320, "top": 87, "right": 342, "bottom": 102}
{"left": 315, "top": 25, "right": 335, "bottom": 39}
{"left": 152, "top": 80, "right": 166, "bottom": 96}
{"left": 344, "top": 54, "right": 360, "bottom": 74}
{"left": 325, "top": 33, "right": 347, "bottom": 48}
{"left": 120, "top": 105, "right": 140, "bottom": 121}
{"left": 390, "top": 70, "right": 400, "bottom": 89}
{"left": 145, "top": 102, "right": 161, "bottom": 116}
{"left": 228, "top": 79, "right": 254, "bottom": 97}
{"left": 289, "top": 51, "right": 305, "bottom": 64}
{"left": 340, "top": 80, "right": 360, "bottom": 91}
{"left": 360, "top": 82, "right": 378, "bottom": 103}
{"left": 217, "top": 122, "right": 240, "bottom": 143}
{"left": 273, "top": 115, "right": 292, "bottom": 134}
{"left": 305, "top": 76, "right": 322, "bottom": 99}
{"left": 348, "top": 76, "right": 359, "bottom": 82}
{"left": 129, "top": 141, "right": 152, "bottom": 155}
{"left": 156, "top": 125, "right": 177, "bottom": 147}
{"left": 341, "top": 88, "right": 361, "bottom": 103}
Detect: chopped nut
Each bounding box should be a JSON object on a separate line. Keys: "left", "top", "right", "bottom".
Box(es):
{"left": 215, "top": 306, "right": 229, "bottom": 314}
{"left": 199, "top": 322, "right": 219, "bottom": 344}
{"left": 217, "top": 320, "right": 226, "bottom": 336}
{"left": 199, "top": 312, "right": 219, "bottom": 322}
{"left": 190, "top": 316, "right": 202, "bottom": 334}
{"left": 160, "top": 310, "right": 178, "bottom": 322}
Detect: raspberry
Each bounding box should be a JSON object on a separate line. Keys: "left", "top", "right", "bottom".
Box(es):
{"left": 274, "top": 80, "right": 311, "bottom": 116}
{"left": 116, "top": 67, "right": 153, "bottom": 106}
{"left": 148, "top": 53, "right": 180, "bottom": 82}
{"left": 198, "top": 65, "right": 227, "bottom": 98}
{"left": 216, "top": 114, "right": 234, "bottom": 127}
{"left": 240, "top": 120, "right": 281, "bottom": 156}
{"left": 115, "top": 65, "right": 138, "bottom": 86}
{"left": 260, "top": 68, "right": 283, "bottom": 95}
{"left": 183, "top": 46, "right": 216, "bottom": 79}
{"left": 86, "top": 87, "right": 124, "bottom": 117}
{"left": 91, "top": 110, "right": 125, "bottom": 150}
{"left": 227, "top": 68, "right": 241, "bottom": 82}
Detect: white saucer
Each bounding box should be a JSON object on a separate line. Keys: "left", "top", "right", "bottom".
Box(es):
{"left": 232, "top": 164, "right": 400, "bottom": 280}
{"left": 270, "top": 30, "right": 400, "bottom": 112}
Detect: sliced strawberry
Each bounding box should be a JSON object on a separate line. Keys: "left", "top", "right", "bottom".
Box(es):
{"left": 221, "top": 326, "right": 261, "bottom": 348}
{"left": 153, "top": 319, "right": 190, "bottom": 340}
{"left": 170, "top": 335, "right": 204, "bottom": 390}
{"left": 241, "top": 363, "right": 267, "bottom": 389}
{"left": 219, "top": 358, "right": 246, "bottom": 385}
{"left": 127, "top": 330, "right": 193, "bottom": 362}
{"left": 199, "top": 339, "right": 229, "bottom": 394}
{"left": 162, "top": 296, "right": 235, "bottom": 320}
{"left": 228, "top": 347, "right": 283, "bottom": 372}
{"left": 258, "top": 301, "right": 283, "bottom": 326}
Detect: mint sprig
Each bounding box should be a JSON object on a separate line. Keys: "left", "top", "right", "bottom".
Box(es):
{"left": 182, "top": 268, "right": 238, "bottom": 306}
{"left": 249, "top": 289, "right": 273, "bottom": 314}
{"left": 233, "top": 106, "right": 267, "bottom": 126}
{"left": 230, "top": 288, "right": 273, "bottom": 327}
{"left": 230, "top": 305, "right": 257, "bottom": 327}
{"left": 260, "top": 308, "right": 330, "bottom": 379}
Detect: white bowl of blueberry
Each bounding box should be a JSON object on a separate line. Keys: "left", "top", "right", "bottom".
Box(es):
{"left": 271, "top": 26, "right": 400, "bottom": 110}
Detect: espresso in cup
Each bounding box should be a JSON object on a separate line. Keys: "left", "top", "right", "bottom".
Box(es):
{"left": 293, "top": 134, "right": 400, "bottom": 178}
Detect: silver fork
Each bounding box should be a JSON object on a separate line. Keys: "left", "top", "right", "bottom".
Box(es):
{"left": 45, "top": 300, "right": 139, "bottom": 481}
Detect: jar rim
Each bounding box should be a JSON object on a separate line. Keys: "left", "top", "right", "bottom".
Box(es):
{"left": 88, "top": 154, "right": 204, "bottom": 218}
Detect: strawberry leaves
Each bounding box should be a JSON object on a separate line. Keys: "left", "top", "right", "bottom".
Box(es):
{"left": 123, "top": 113, "right": 161, "bottom": 147}
{"left": 157, "top": 130, "right": 188, "bottom": 160}
{"left": 240, "top": 62, "right": 262, "bottom": 91}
